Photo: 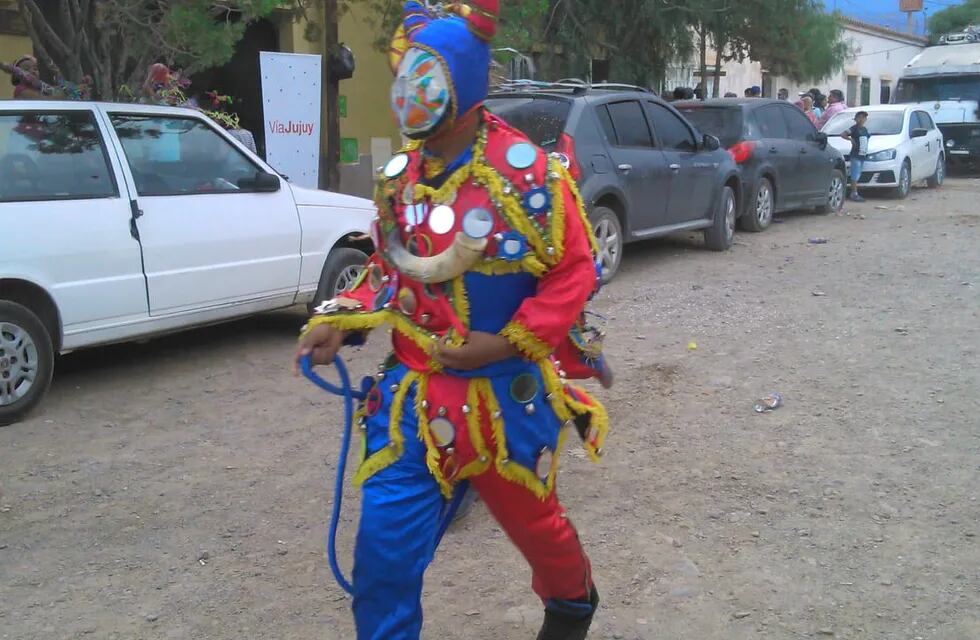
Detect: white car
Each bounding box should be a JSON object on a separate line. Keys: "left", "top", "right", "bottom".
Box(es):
{"left": 0, "top": 102, "right": 376, "bottom": 425}
{"left": 822, "top": 104, "right": 946, "bottom": 199}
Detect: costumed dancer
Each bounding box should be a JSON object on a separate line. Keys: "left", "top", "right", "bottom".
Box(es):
{"left": 1, "top": 55, "right": 91, "bottom": 101}
{"left": 2, "top": 55, "right": 59, "bottom": 100}
{"left": 295, "top": 1, "right": 611, "bottom": 638}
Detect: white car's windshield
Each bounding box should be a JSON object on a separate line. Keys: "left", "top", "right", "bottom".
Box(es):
{"left": 823, "top": 112, "right": 904, "bottom": 136}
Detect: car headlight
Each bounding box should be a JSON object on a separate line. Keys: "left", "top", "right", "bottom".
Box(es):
{"left": 946, "top": 139, "right": 956, "bottom": 147}
{"left": 866, "top": 149, "right": 897, "bottom": 162}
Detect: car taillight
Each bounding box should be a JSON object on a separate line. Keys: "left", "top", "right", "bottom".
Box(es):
{"left": 556, "top": 132, "right": 582, "bottom": 181}
{"left": 728, "top": 141, "right": 756, "bottom": 164}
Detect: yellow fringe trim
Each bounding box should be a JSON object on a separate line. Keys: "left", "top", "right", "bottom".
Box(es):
{"left": 451, "top": 276, "right": 471, "bottom": 331}
{"left": 501, "top": 321, "right": 553, "bottom": 362}
{"left": 481, "top": 381, "right": 555, "bottom": 500}
{"left": 470, "top": 162, "right": 553, "bottom": 266}
{"left": 300, "top": 311, "right": 389, "bottom": 340}
{"left": 352, "top": 371, "right": 419, "bottom": 486}
{"left": 557, "top": 164, "right": 601, "bottom": 256}
{"left": 471, "top": 255, "right": 548, "bottom": 277}
{"left": 539, "top": 361, "right": 610, "bottom": 462}
{"left": 388, "top": 312, "right": 445, "bottom": 372}
{"left": 413, "top": 375, "right": 454, "bottom": 498}
{"left": 457, "top": 379, "right": 493, "bottom": 480}
{"left": 412, "top": 130, "right": 487, "bottom": 204}
{"left": 547, "top": 157, "right": 567, "bottom": 262}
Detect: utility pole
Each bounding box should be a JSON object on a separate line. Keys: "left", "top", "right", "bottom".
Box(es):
{"left": 899, "top": 0, "right": 924, "bottom": 35}
{"left": 321, "top": 0, "right": 341, "bottom": 192}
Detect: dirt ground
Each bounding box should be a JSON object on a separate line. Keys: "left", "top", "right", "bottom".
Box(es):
{"left": 1, "top": 177, "right": 978, "bottom": 640}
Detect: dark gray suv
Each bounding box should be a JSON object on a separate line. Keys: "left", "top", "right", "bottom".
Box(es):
{"left": 486, "top": 82, "right": 741, "bottom": 282}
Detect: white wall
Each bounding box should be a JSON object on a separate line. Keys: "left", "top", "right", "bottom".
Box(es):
{"left": 710, "top": 23, "right": 925, "bottom": 105}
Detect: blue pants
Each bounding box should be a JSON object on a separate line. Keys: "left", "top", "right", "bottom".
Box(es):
{"left": 352, "top": 424, "right": 445, "bottom": 639}
{"left": 350, "top": 372, "right": 594, "bottom": 639}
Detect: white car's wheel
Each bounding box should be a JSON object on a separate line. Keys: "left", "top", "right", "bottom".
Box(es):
{"left": 0, "top": 301, "right": 54, "bottom": 427}
{"left": 927, "top": 155, "right": 945, "bottom": 188}
{"left": 309, "top": 248, "right": 369, "bottom": 314}
{"left": 892, "top": 160, "right": 911, "bottom": 199}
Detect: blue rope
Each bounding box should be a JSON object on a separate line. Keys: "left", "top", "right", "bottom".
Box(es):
{"left": 300, "top": 354, "right": 468, "bottom": 596}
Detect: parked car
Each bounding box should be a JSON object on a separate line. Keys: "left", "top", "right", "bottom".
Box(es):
{"left": 486, "top": 82, "right": 742, "bottom": 282}
{"left": 675, "top": 98, "right": 847, "bottom": 233}
{"left": 0, "top": 102, "right": 375, "bottom": 425}
{"left": 821, "top": 104, "right": 946, "bottom": 199}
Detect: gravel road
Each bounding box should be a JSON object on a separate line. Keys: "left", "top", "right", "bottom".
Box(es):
{"left": 1, "top": 178, "right": 978, "bottom": 640}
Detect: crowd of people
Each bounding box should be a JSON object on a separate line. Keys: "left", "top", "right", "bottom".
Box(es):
{"left": 662, "top": 82, "right": 848, "bottom": 130}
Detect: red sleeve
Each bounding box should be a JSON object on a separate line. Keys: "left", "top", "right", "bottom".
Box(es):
{"left": 501, "top": 178, "right": 597, "bottom": 360}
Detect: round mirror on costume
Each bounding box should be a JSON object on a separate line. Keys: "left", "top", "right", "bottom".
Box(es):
{"left": 391, "top": 47, "right": 451, "bottom": 138}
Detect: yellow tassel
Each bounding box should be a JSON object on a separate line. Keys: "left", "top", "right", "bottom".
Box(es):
{"left": 501, "top": 321, "right": 553, "bottom": 362}
{"left": 563, "top": 384, "right": 610, "bottom": 462}
{"left": 352, "top": 371, "right": 418, "bottom": 486}
{"left": 539, "top": 361, "right": 609, "bottom": 462}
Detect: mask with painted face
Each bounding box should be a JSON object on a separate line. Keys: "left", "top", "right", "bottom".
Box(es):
{"left": 391, "top": 47, "right": 452, "bottom": 139}
{"left": 388, "top": 1, "right": 498, "bottom": 140}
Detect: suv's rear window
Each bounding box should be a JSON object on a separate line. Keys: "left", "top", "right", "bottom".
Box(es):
{"left": 0, "top": 111, "right": 117, "bottom": 202}
{"left": 675, "top": 106, "right": 744, "bottom": 147}
{"left": 484, "top": 97, "right": 571, "bottom": 149}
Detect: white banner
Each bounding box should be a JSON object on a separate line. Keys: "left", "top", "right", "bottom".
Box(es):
{"left": 260, "top": 52, "right": 322, "bottom": 189}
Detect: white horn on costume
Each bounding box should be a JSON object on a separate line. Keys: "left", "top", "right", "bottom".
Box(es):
{"left": 384, "top": 229, "right": 487, "bottom": 283}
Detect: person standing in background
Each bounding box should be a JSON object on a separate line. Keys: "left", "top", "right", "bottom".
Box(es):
{"left": 778, "top": 88, "right": 789, "bottom": 101}
{"left": 816, "top": 89, "right": 845, "bottom": 129}
{"left": 801, "top": 95, "right": 818, "bottom": 125}
{"left": 841, "top": 110, "right": 870, "bottom": 203}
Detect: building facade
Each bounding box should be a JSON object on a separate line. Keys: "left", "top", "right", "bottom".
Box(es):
{"left": 713, "top": 18, "right": 928, "bottom": 106}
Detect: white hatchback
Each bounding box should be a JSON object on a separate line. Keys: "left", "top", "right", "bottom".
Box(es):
{"left": 822, "top": 104, "right": 946, "bottom": 199}
{"left": 0, "top": 102, "right": 376, "bottom": 425}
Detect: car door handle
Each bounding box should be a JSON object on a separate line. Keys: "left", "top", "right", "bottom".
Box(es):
{"left": 617, "top": 163, "right": 632, "bottom": 173}
{"left": 770, "top": 147, "right": 779, "bottom": 154}
{"left": 800, "top": 147, "right": 808, "bottom": 154}
{"left": 669, "top": 163, "right": 681, "bottom": 172}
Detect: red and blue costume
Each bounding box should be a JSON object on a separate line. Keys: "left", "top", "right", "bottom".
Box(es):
{"left": 302, "top": 3, "right": 609, "bottom": 638}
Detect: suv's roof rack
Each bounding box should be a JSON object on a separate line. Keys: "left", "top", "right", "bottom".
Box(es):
{"left": 492, "top": 79, "right": 650, "bottom": 95}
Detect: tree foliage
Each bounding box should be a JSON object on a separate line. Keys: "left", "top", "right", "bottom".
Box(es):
{"left": 16, "top": 0, "right": 282, "bottom": 100}
{"left": 928, "top": 0, "right": 980, "bottom": 42}
{"left": 352, "top": 0, "right": 849, "bottom": 89}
